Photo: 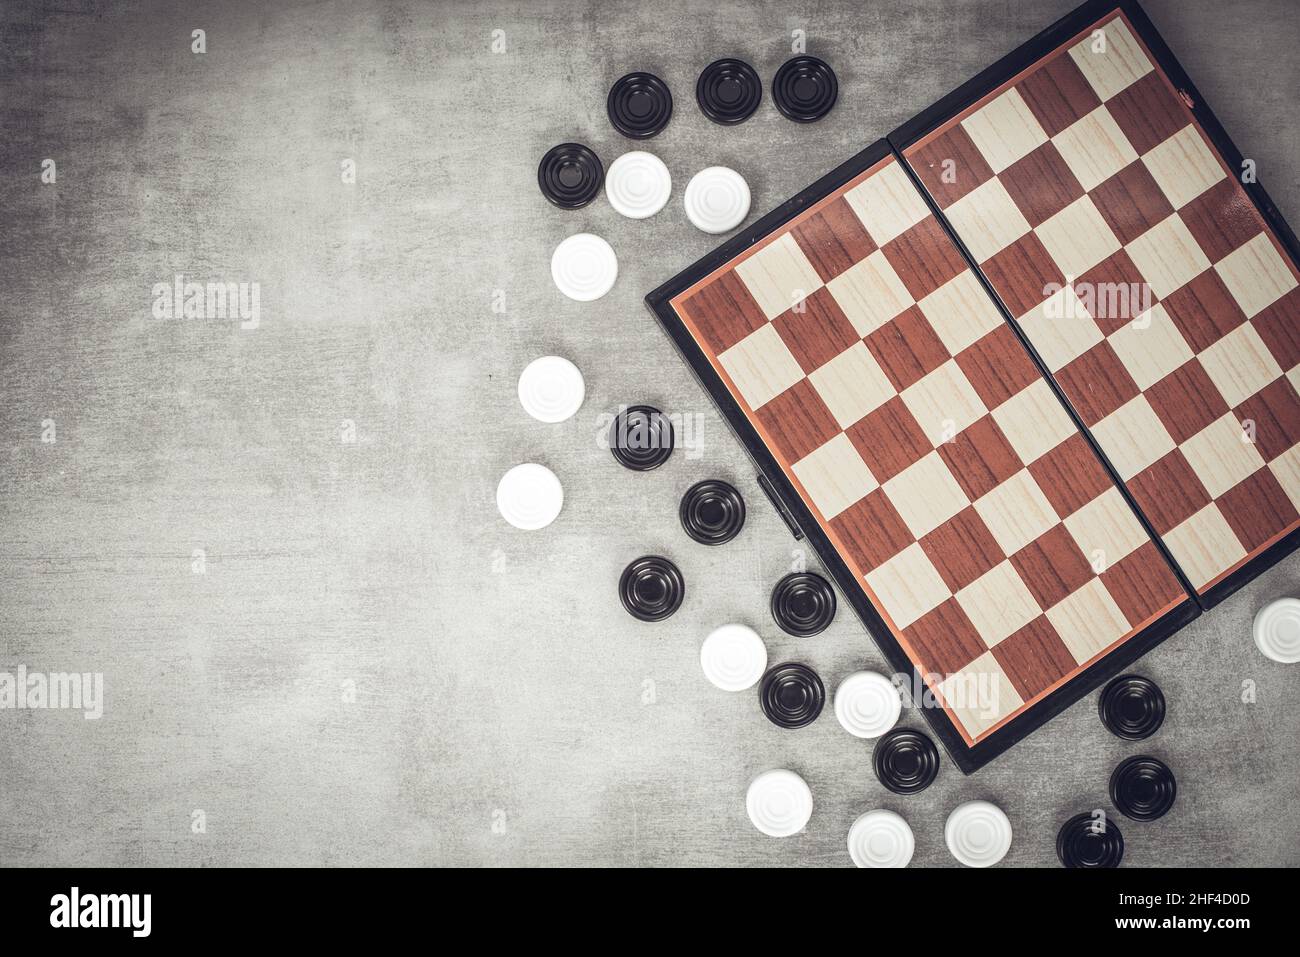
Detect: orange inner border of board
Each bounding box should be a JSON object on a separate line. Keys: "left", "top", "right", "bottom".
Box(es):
{"left": 664, "top": 6, "right": 1300, "bottom": 746}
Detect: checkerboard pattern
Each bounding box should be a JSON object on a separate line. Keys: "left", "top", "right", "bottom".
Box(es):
{"left": 670, "top": 157, "right": 1186, "bottom": 744}
{"left": 903, "top": 11, "right": 1300, "bottom": 592}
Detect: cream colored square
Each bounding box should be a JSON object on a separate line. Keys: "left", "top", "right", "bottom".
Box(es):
{"left": 826, "top": 249, "right": 915, "bottom": 336}
{"left": 1163, "top": 503, "right": 1246, "bottom": 590}
{"left": 1091, "top": 395, "right": 1176, "bottom": 480}
{"left": 864, "top": 542, "right": 951, "bottom": 630}
{"left": 1017, "top": 285, "right": 1103, "bottom": 372}
{"left": 973, "top": 469, "right": 1059, "bottom": 555}
{"left": 1063, "top": 486, "right": 1148, "bottom": 569}
{"left": 1035, "top": 195, "right": 1121, "bottom": 277}
{"left": 1045, "top": 578, "right": 1131, "bottom": 664}
{"left": 1268, "top": 445, "right": 1300, "bottom": 511}
{"left": 1108, "top": 303, "right": 1195, "bottom": 389}
{"left": 937, "top": 652, "right": 1024, "bottom": 738}
{"left": 961, "top": 87, "right": 1049, "bottom": 173}
{"left": 900, "top": 359, "right": 988, "bottom": 443}
{"left": 718, "top": 324, "right": 805, "bottom": 410}
{"left": 1052, "top": 106, "right": 1138, "bottom": 191}
{"left": 807, "top": 341, "right": 896, "bottom": 429}
{"left": 1067, "top": 18, "right": 1153, "bottom": 102}
{"left": 1214, "top": 232, "right": 1299, "bottom": 319}
{"left": 955, "top": 561, "right": 1043, "bottom": 648}
{"left": 1179, "top": 412, "right": 1265, "bottom": 498}
{"left": 990, "top": 378, "right": 1077, "bottom": 463}
{"left": 916, "top": 270, "right": 1005, "bottom": 356}
{"left": 790, "top": 432, "right": 878, "bottom": 521}
{"left": 844, "top": 161, "right": 932, "bottom": 246}
{"left": 734, "top": 233, "right": 825, "bottom": 320}
{"left": 944, "top": 177, "right": 1032, "bottom": 263}
{"left": 1140, "top": 125, "right": 1226, "bottom": 209}
{"left": 1199, "top": 322, "right": 1283, "bottom": 407}
{"left": 1124, "top": 213, "right": 1211, "bottom": 300}
{"left": 882, "top": 450, "right": 970, "bottom": 539}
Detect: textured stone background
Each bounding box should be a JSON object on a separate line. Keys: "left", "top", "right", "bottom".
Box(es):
{"left": 0, "top": 0, "right": 1297, "bottom": 867}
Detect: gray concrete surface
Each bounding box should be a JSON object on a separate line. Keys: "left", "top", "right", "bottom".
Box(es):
{"left": 1, "top": 0, "right": 1297, "bottom": 868}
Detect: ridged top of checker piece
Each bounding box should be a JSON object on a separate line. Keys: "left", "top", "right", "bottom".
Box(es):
{"left": 607, "top": 72, "right": 673, "bottom": 138}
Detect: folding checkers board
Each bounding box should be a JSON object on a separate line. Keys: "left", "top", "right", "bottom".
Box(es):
{"left": 646, "top": 0, "right": 1300, "bottom": 772}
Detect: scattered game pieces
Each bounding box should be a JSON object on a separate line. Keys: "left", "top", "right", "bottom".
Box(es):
{"left": 537, "top": 142, "right": 604, "bottom": 209}
{"left": 608, "top": 404, "right": 675, "bottom": 471}
{"left": 872, "top": 728, "right": 940, "bottom": 795}
{"left": 695, "top": 58, "right": 762, "bottom": 125}
{"left": 746, "top": 769, "right": 813, "bottom": 837}
{"left": 1252, "top": 597, "right": 1300, "bottom": 663}
{"left": 1098, "top": 674, "right": 1165, "bottom": 740}
{"left": 682, "top": 166, "right": 750, "bottom": 234}
{"left": 833, "top": 671, "right": 902, "bottom": 739}
{"left": 496, "top": 463, "right": 564, "bottom": 530}
{"left": 618, "top": 555, "right": 685, "bottom": 622}
{"left": 606, "top": 71, "right": 673, "bottom": 139}
{"left": 846, "top": 809, "right": 914, "bottom": 868}
{"left": 1110, "top": 755, "right": 1177, "bottom": 821}
{"left": 679, "top": 479, "right": 746, "bottom": 545}
{"left": 700, "top": 623, "right": 768, "bottom": 691}
{"left": 945, "top": 800, "right": 1013, "bottom": 868}
{"left": 517, "top": 355, "right": 585, "bottom": 423}
{"left": 758, "top": 662, "right": 825, "bottom": 728}
{"left": 604, "top": 150, "right": 672, "bottom": 220}
{"left": 771, "top": 55, "right": 837, "bottom": 122}
{"left": 770, "top": 571, "right": 836, "bottom": 637}
{"left": 1056, "top": 812, "right": 1124, "bottom": 869}
{"left": 550, "top": 232, "right": 618, "bottom": 301}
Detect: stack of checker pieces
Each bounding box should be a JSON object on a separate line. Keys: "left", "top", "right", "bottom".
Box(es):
{"left": 646, "top": 0, "right": 1300, "bottom": 772}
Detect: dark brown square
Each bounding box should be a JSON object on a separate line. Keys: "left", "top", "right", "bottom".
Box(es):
{"left": 955, "top": 325, "right": 1043, "bottom": 411}
{"left": 1161, "top": 268, "right": 1247, "bottom": 352}
{"left": 1126, "top": 449, "right": 1212, "bottom": 535}
{"left": 864, "top": 305, "right": 951, "bottom": 391}
{"left": 1018, "top": 53, "right": 1102, "bottom": 137}
{"left": 845, "top": 396, "right": 933, "bottom": 483}
{"left": 1104, "top": 72, "right": 1190, "bottom": 155}
{"left": 678, "top": 271, "right": 768, "bottom": 353}
{"left": 991, "top": 616, "right": 1077, "bottom": 700}
{"left": 1009, "top": 523, "right": 1095, "bottom": 609}
{"left": 904, "top": 598, "right": 987, "bottom": 678}
{"left": 1235, "top": 374, "right": 1300, "bottom": 461}
{"left": 1099, "top": 541, "right": 1187, "bottom": 628}
{"left": 881, "top": 216, "right": 968, "bottom": 301}
{"left": 1054, "top": 341, "right": 1141, "bottom": 427}
{"left": 1089, "top": 161, "right": 1176, "bottom": 246}
{"left": 752, "top": 378, "right": 841, "bottom": 462}
{"left": 1179, "top": 179, "right": 1265, "bottom": 264}
{"left": 1028, "top": 433, "right": 1114, "bottom": 518}
{"left": 936, "top": 415, "right": 1023, "bottom": 501}
{"left": 999, "top": 142, "right": 1085, "bottom": 228}
{"left": 1075, "top": 249, "right": 1158, "bottom": 333}
{"left": 982, "top": 232, "right": 1065, "bottom": 318}
{"left": 771, "top": 287, "right": 861, "bottom": 373}
{"left": 905, "top": 126, "right": 996, "bottom": 209}
{"left": 918, "top": 506, "right": 1005, "bottom": 593}
{"left": 790, "top": 196, "right": 878, "bottom": 283}
{"left": 1145, "top": 358, "right": 1230, "bottom": 444}
{"left": 831, "top": 488, "right": 916, "bottom": 571}
{"left": 1218, "top": 469, "right": 1300, "bottom": 553}
{"left": 1252, "top": 288, "right": 1300, "bottom": 372}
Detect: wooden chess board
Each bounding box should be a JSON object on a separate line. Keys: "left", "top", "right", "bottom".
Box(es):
{"left": 647, "top": 0, "right": 1299, "bottom": 771}
{"left": 898, "top": 8, "right": 1300, "bottom": 601}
